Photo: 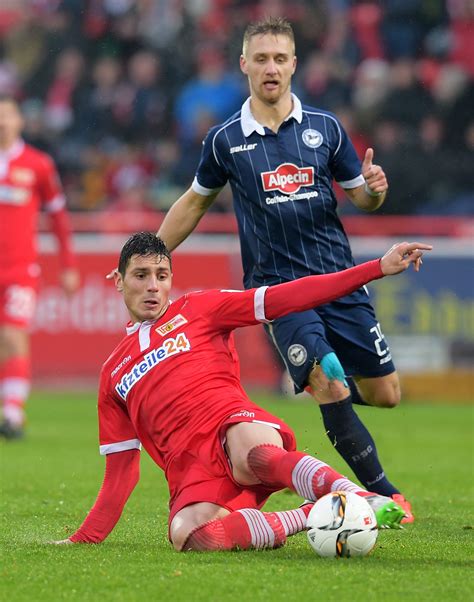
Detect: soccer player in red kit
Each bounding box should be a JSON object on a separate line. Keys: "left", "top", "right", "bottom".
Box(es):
{"left": 0, "top": 96, "right": 80, "bottom": 438}
{"left": 52, "top": 232, "right": 431, "bottom": 551}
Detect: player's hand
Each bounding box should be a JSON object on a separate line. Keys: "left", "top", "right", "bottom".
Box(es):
{"left": 362, "top": 148, "right": 387, "bottom": 195}
{"left": 48, "top": 538, "right": 74, "bottom": 545}
{"left": 60, "top": 268, "right": 81, "bottom": 295}
{"left": 106, "top": 268, "right": 118, "bottom": 280}
{"left": 380, "top": 241, "right": 433, "bottom": 275}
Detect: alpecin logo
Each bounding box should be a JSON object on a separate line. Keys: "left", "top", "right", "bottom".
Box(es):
{"left": 261, "top": 163, "right": 314, "bottom": 194}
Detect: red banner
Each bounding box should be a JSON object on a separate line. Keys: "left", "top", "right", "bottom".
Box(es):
{"left": 32, "top": 242, "right": 281, "bottom": 389}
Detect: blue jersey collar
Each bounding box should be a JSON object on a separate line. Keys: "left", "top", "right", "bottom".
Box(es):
{"left": 241, "top": 93, "right": 303, "bottom": 137}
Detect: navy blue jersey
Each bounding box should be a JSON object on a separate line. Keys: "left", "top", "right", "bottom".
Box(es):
{"left": 193, "top": 94, "right": 365, "bottom": 293}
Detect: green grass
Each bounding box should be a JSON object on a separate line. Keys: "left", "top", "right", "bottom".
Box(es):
{"left": 1, "top": 392, "right": 473, "bottom": 601}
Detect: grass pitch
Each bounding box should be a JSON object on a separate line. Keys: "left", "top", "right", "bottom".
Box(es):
{"left": 1, "top": 391, "right": 473, "bottom": 602}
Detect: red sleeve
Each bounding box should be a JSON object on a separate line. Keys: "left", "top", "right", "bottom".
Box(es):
{"left": 69, "top": 449, "right": 140, "bottom": 544}
{"left": 188, "top": 289, "right": 260, "bottom": 330}
{"left": 98, "top": 368, "right": 141, "bottom": 454}
{"left": 37, "top": 154, "right": 63, "bottom": 205}
{"left": 264, "top": 259, "right": 384, "bottom": 320}
{"left": 49, "top": 209, "right": 77, "bottom": 269}
{"left": 37, "top": 154, "right": 77, "bottom": 269}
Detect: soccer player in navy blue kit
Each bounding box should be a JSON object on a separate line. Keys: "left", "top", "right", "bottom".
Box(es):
{"left": 158, "top": 17, "right": 414, "bottom": 522}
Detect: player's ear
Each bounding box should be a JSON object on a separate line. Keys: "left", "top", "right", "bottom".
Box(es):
{"left": 240, "top": 55, "right": 248, "bottom": 75}
{"left": 292, "top": 55, "right": 297, "bottom": 74}
{"left": 114, "top": 270, "right": 124, "bottom": 292}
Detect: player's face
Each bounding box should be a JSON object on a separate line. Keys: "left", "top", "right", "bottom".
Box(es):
{"left": 0, "top": 100, "right": 24, "bottom": 147}
{"left": 240, "top": 34, "right": 296, "bottom": 105}
{"left": 116, "top": 254, "right": 172, "bottom": 323}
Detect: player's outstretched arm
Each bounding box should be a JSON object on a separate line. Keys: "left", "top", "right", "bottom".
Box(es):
{"left": 158, "top": 187, "right": 219, "bottom": 252}
{"left": 263, "top": 241, "right": 432, "bottom": 321}
{"left": 49, "top": 449, "right": 140, "bottom": 545}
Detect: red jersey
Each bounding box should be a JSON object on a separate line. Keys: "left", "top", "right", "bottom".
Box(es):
{"left": 98, "top": 287, "right": 266, "bottom": 472}
{"left": 0, "top": 139, "right": 75, "bottom": 282}
{"left": 98, "top": 260, "right": 384, "bottom": 472}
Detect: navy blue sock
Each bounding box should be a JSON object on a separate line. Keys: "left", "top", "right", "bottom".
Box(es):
{"left": 319, "top": 395, "right": 399, "bottom": 496}
{"left": 346, "top": 377, "right": 370, "bottom": 406}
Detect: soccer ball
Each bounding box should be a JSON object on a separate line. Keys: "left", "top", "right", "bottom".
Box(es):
{"left": 306, "top": 491, "right": 378, "bottom": 558}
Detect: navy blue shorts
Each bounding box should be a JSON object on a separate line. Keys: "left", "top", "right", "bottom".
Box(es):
{"left": 265, "top": 298, "right": 395, "bottom": 393}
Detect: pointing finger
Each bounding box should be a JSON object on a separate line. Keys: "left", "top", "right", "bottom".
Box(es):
{"left": 401, "top": 242, "right": 433, "bottom": 254}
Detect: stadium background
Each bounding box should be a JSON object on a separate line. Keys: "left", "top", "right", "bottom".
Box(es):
{"left": 1, "top": 0, "right": 472, "bottom": 400}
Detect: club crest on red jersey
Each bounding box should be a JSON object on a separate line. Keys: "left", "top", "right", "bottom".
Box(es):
{"left": 156, "top": 313, "right": 188, "bottom": 336}
{"left": 11, "top": 167, "right": 35, "bottom": 185}
{"left": 261, "top": 163, "right": 314, "bottom": 194}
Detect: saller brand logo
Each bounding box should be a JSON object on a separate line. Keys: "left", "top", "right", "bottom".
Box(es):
{"left": 261, "top": 163, "right": 314, "bottom": 194}
{"left": 230, "top": 143, "right": 257, "bottom": 154}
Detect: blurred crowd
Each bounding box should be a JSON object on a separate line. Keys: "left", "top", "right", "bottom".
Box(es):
{"left": 1, "top": 0, "right": 473, "bottom": 216}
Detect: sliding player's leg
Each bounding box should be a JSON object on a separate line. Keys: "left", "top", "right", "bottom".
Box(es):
{"left": 168, "top": 415, "right": 312, "bottom": 552}
{"left": 225, "top": 422, "right": 405, "bottom": 529}
{"left": 172, "top": 500, "right": 313, "bottom": 552}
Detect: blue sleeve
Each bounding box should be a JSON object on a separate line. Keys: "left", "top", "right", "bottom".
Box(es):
{"left": 328, "top": 118, "right": 362, "bottom": 185}
{"left": 194, "top": 126, "right": 229, "bottom": 191}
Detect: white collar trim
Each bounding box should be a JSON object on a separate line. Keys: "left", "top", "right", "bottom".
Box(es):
{"left": 0, "top": 138, "right": 24, "bottom": 162}
{"left": 125, "top": 301, "right": 173, "bottom": 335}
{"left": 126, "top": 321, "right": 150, "bottom": 336}
{"left": 240, "top": 93, "right": 303, "bottom": 137}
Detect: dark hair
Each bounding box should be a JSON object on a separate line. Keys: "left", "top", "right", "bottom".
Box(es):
{"left": 118, "top": 232, "right": 172, "bottom": 275}
{"left": 242, "top": 16, "right": 295, "bottom": 54}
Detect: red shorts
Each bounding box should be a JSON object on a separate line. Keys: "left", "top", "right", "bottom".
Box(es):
{"left": 167, "top": 406, "right": 297, "bottom": 527}
{"left": 0, "top": 278, "right": 38, "bottom": 328}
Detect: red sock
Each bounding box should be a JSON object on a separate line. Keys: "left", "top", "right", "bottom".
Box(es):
{"left": 247, "top": 444, "right": 365, "bottom": 500}
{"left": 1, "top": 356, "right": 30, "bottom": 426}
{"left": 183, "top": 508, "right": 287, "bottom": 551}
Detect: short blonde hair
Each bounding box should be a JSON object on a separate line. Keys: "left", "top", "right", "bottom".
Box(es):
{"left": 242, "top": 16, "right": 295, "bottom": 56}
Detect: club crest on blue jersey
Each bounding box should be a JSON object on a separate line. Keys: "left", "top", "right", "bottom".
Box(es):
{"left": 302, "top": 129, "right": 323, "bottom": 148}
{"left": 287, "top": 344, "right": 308, "bottom": 366}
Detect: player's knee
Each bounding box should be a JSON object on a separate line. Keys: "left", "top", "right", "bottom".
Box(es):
{"left": 171, "top": 524, "right": 192, "bottom": 551}
{"left": 379, "top": 389, "right": 400, "bottom": 408}
{"left": 226, "top": 422, "right": 283, "bottom": 485}
{"left": 367, "top": 385, "right": 401, "bottom": 408}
